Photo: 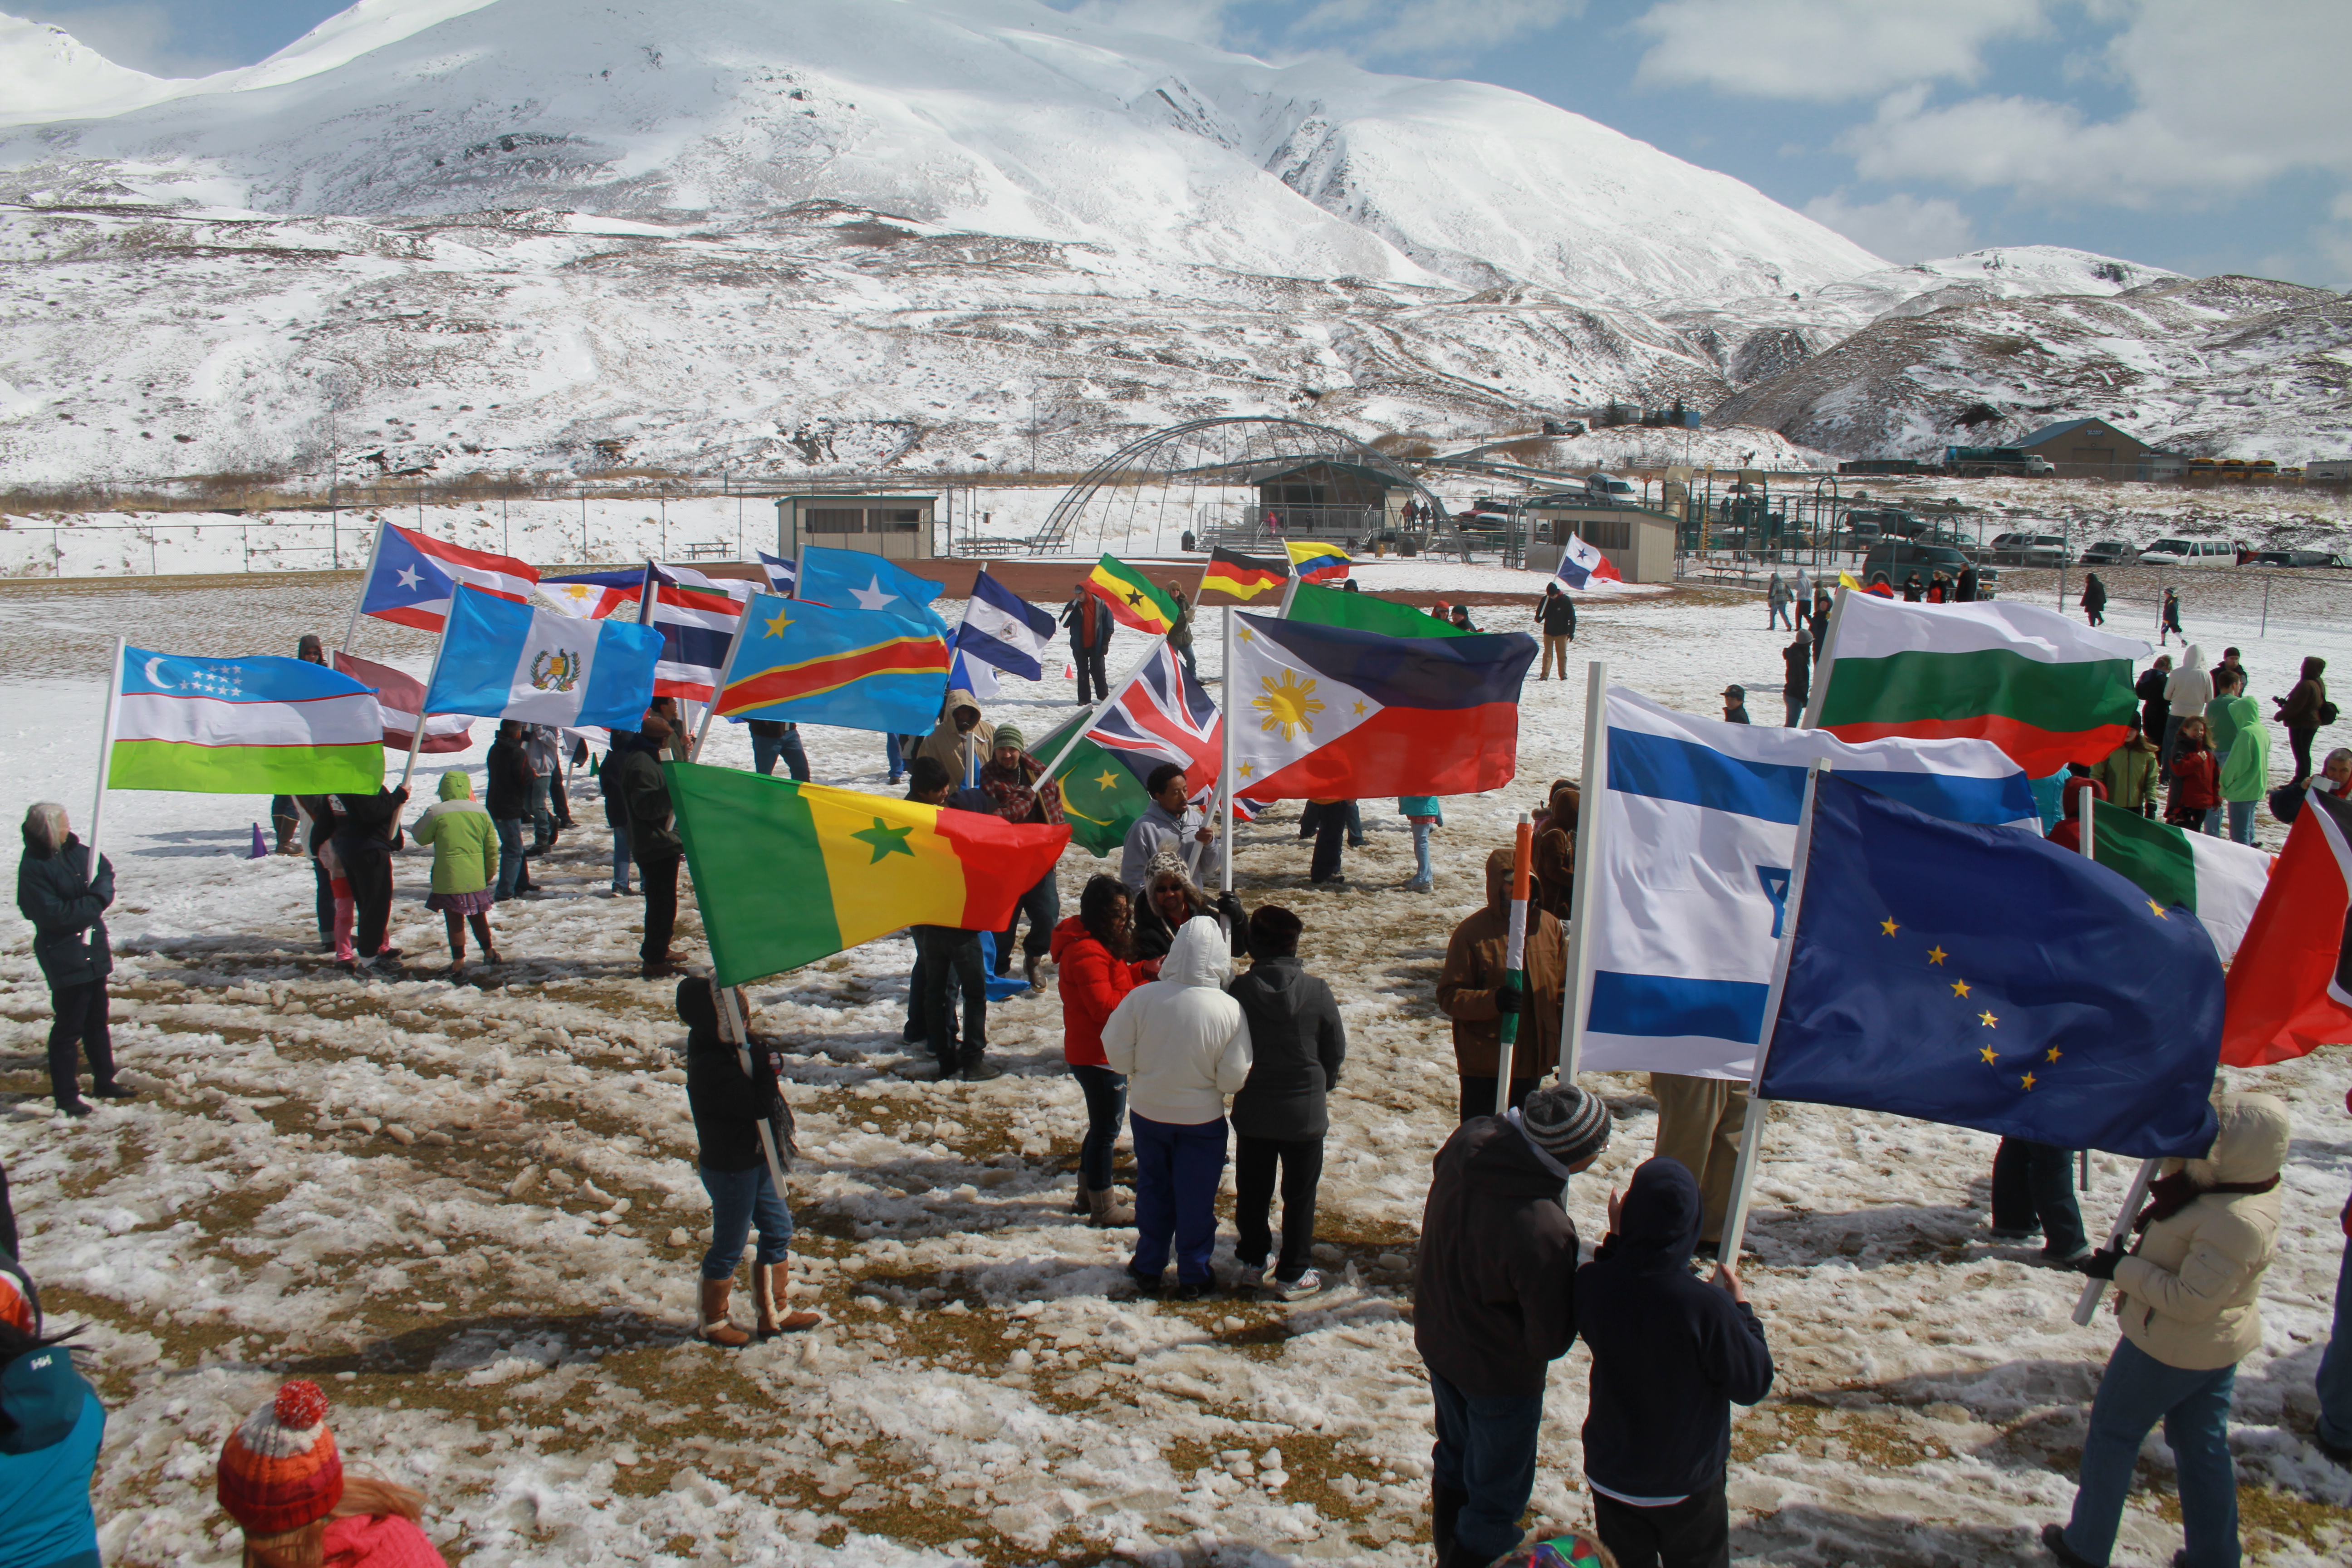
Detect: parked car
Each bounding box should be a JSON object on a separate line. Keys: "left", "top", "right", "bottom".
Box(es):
{"left": 2137, "top": 538, "right": 2238, "bottom": 565}
{"left": 1584, "top": 472, "right": 1636, "bottom": 501}
{"left": 1860, "top": 541, "right": 1998, "bottom": 596}
{"left": 2251, "top": 549, "right": 2350, "bottom": 568}
{"left": 1987, "top": 531, "right": 2068, "bottom": 566}
{"left": 2078, "top": 539, "right": 2135, "bottom": 565}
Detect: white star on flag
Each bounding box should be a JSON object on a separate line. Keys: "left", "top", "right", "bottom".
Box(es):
{"left": 848, "top": 576, "right": 897, "bottom": 612}
{"left": 396, "top": 565, "right": 423, "bottom": 590}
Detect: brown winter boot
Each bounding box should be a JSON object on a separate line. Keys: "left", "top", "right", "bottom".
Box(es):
{"left": 697, "top": 1276, "right": 750, "bottom": 1348}
{"left": 1087, "top": 1186, "right": 1135, "bottom": 1228}
{"left": 753, "top": 1260, "right": 823, "bottom": 1336}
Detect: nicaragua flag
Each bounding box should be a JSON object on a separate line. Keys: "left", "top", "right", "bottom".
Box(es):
{"left": 422, "top": 586, "right": 662, "bottom": 730}
{"left": 797, "top": 546, "right": 944, "bottom": 623}
{"left": 1580, "top": 687, "right": 2040, "bottom": 1082}
{"left": 1551, "top": 533, "right": 1622, "bottom": 591}
{"left": 358, "top": 522, "right": 539, "bottom": 633}
{"left": 956, "top": 570, "right": 1056, "bottom": 683}
{"left": 716, "top": 592, "right": 951, "bottom": 737}
{"left": 756, "top": 551, "right": 799, "bottom": 595}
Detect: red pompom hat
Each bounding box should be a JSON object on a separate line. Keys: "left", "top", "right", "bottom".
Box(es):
{"left": 217, "top": 1381, "right": 344, "bottom": 1534}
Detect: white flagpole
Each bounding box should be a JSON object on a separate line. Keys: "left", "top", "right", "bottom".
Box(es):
{"left": 2076, "top": 793, "right": 2097, "bottom": 1195}
{"left": 1219, "top": 605, "right": 1236, "bottom": 893}
{"left": 338, "top": 519, "right": 389, "bottom": 658}
{"left": 1799, "top": 585, "right": 1852, "bottom": 729}
{"left": 1492, "top": 813, "right": 1534, "bottom": 1116}
{"left": 399, "top": 591, "right": 460, "bottom": 793}
{"left": 85, "top": 636, "right": 126, "bottom": 865}
{"left": 1716, "top": 760, "right": 1829, "bottom": 1264}
{"left": 1035, "top": 629, "right": 1174, "bottom": 785}
{"left": 1555, "top": 659, "right": 1609, "bottom": 1081}
{"left": 689, "top": 611, "right": 753, "bottom": 764}
{"left": 2074, "top": 1157, "right": 2161, "bottom": 1326}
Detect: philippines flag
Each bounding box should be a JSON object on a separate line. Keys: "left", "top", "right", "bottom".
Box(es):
{"left": 539, "top": 568, "right": 645, "bottom": 620}
{"left": 332, "top": 651, "right": 472, "bottom": 754}
{"left": 1226, "top": 612, "right": 1536, "bottom": 799}
{"left": 1578, "top": 686, "right": 2039, "bottom": 1082}
{"left": 358, "top": 522, "right": 539, "bottom": 633}
{"left": 956, "top": 570, "right": 1057, "bottom": 683}
{"left": 1551, "top": 533, "right": 1622, "bottom": 591}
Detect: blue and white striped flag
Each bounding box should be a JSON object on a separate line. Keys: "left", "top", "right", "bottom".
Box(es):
{"left": 1579, "top": 686, "right": 2039, "bottom": 1081}
{"left": 955, "top": 569, "right": 1058, "bottom": 684}
{"left": 422, "top": 586, "right": 662, "bottom": 730}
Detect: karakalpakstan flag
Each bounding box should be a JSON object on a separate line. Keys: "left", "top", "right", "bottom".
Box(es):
{"left": 422, "top": 585, "right": 662, "bottom": 730}
{"left": 112, "top": 650, "right": 384, "bottom": 793}
{"left": 1286, "top": 580, "right": 1468, "bottom": 641}
{"left": 1815, "top": 592, "right": 2148, "bottom": 774}
{"left": 1581, "top": 686, "right": 2038, "bottom": 1081}
{"left": 665, "top": 761, "right": 1070, "bottom": 986}
{"left": 2087, "top": 800, "right": 2271, "bottom": 959}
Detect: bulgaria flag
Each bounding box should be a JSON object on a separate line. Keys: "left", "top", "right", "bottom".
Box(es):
{"left": 665, "top": 762, "right": 1071, "bottom": 985}
{"left": 111, "top": 650, "right": 384, "bottom": 793}
{"left": 2085, "top": 797, "right": 2271, "bottom": 959}
{"left": 1227, "top": 611, "right": 1536, "bottom": 799}
{"left": 1086, "top": 553, "right": 1182, "bottom": 635}
{"left": 1815, "top": 592, "right": 2150, "bottom": 774}
{"left": 2219, "top": 787, "right": 2352, "bottom": 1067}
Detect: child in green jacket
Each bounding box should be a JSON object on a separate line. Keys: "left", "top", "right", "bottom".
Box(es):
{"left": 412, "top": 772, "right": 502, "bottom": 974}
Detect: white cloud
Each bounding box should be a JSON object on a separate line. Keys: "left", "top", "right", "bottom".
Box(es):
{"left": 1803, "top": 190, "right": 1975, "bottom": 263}
{"left": 1630, "top": 0, "right": 2048, "bottom": 103}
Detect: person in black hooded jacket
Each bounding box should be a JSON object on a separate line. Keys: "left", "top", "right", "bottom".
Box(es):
{"left": 1224, "top": 905, "right": 1345, "bottom": 1297}
{"left": 1575, "top": 1156, "right": 1774, "bottom": 1568}
{"left": 331, "top": 783, "right": 408, "bottom": 968}
{"left": 15, "top": 803, "right": 130, "bottom": 1117}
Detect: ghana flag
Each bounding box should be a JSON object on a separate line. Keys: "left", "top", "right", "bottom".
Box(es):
{"left": 1087, "top": 554, "right": 1183, "bottom": 635}
{"left": 666, "top": 761, "right": 1070, "bottom": 986}
{"left": 1287, "top": 580, "right": 1469, "bottom": 641}
{"left": 1199, "top": 547, "right": 1289, "bottom": 606}
{"left": 1814, "top": 593, "right": 2149, "bottom": 775}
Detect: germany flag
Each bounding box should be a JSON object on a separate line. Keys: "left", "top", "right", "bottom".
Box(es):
{"left": 1198, "top": 546, "right": 1289, "bottom": 606}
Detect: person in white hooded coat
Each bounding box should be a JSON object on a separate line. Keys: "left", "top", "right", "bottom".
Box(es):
{"left": 1102, "top": 916, "right": 1252, "bottom": 1300}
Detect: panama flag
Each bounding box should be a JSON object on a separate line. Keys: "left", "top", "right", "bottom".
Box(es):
{"left": 1551, "top": 533, "right": 1621, "bottom": 591}
{"left": 956, "top": 570, "right": 1057, "bottom": 683}
{"left": 422, "top": 586, "right": 662, "bottom": 730}
{"left": 1579, "top": 686, "right": 2039, "bottom": 1081}
{"left": 111, "top": 651, "right": 384, "bottom": 794}
{"left": 1225, "top": 612, "right": 1537, "bottom": 799}
{"left": 358, "top": 522, "right": 539, "bottom": 633}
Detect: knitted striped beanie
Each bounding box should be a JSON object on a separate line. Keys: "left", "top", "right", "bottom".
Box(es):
{"left": 1519, "top": 1083, "right": 1612, "bottom": 1168}
{"left": 217, "top": 1381, "right": 344, "bottom": 1534}
{"left": 0, "top": 1254, "right": 35, "bottom": 1337}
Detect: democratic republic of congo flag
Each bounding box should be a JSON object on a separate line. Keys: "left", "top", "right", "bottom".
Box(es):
{"left": 1814, "top": 593, "right": 2149, "bottom": 775}
{"left": 666, "top": 762, "right": 1071, "bottom": 985}
{"left": 1086, "top": 554, "right": 1182, "bottom": 635}
{"left": 715, "top": 591, "right": 951, "bottom": 737}
{"left": 1199, "top": 547, "right": 1289, "bottom": 606}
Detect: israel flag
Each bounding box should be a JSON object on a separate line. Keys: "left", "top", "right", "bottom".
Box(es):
{"left": 1579, "top": 686, "right": 2039, "bottom": 1081}
{"left": 422, "top": 586, "right": 663, "bottom": 731}
{"left": 955, "top": 570, "right": 1057, "bottom": 683}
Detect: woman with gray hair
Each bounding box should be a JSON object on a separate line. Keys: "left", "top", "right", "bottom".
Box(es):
{"left": 14, "top": 803, "right": 132, "bottom": 1117}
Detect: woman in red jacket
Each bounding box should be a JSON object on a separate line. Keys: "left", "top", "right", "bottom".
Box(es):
{"left": 1052, "top": 874, "right": 1152, "bottom": 1228}
{"left": 2166, "top": 715, "right": 2221, "bottom": 828}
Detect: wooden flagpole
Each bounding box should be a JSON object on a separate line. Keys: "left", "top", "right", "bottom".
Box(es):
{"left": 1799, "top": 585, "right": 1852, "bottom": 729}
{"left": 1219, "top": 605, "right": 1236, "bottom": 893}
{"left": 1490, "top": 813, "right": 1534, "bottom": 1115}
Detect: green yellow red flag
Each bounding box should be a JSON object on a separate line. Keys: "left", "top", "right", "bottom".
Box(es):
{"left": 1086, "top": 553, "right": 1182, "bottom": 635}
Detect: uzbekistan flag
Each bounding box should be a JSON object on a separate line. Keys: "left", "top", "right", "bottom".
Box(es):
{"left": 1284, "top": 540, "right": 1351, "bottom": 583}
{"left": 111, "top": 650, "right": 384, "bottom": 794}
{"left": 357, "top": 521, "right": 539, "bottom": 633}
{"left": 1226, "top": 612, "right": 1537, "bottom": 799}
{"left": 1815, "top": 593, "right": 2149, "bottom": 775}
{"left": 666, "top": 762, "right": 1071, "bottom": 986}
{"left": 2087, "top": 797, "right": 2270, "bottom": 960}
{"left": 2218, "top": 786, "right": 2352, "bottom": 1067}
{"left": 1200, "top": 547, "right": 1289, "bottom": 606}
{"left": 332, "top": 651, "right": 472, "bottom": 754}
{"left": 1551, "top": 533, "right": 1621, "bottom": 591}
{"left": 716, "top": 592, "right": 951, "bottom": 737}
{"left": 1086, "top": 554, "right": 1182, "bottom": 635}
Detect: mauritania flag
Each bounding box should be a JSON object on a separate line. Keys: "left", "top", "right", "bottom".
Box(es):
{"left": 1581, "top": 686, "right": 2038, "bottom": 1081}
{"left": 715, "top": 592, "right": 951, "bottom": 737}
{"left": 422, "top": 586, "right": 662, "bottom": 730}
{"left": 112, "top": 650, "right": 383, "bottom": 793}
{"left": 1761, "top": 773, "right": 2221, "bottom": 1158}
{"left": 1087, "top": 554, "right": 1182, "bottom": 635}
{"left": 1032, "top": 643, "right": 1223, "bottom": 857}
{"left": 1286, "top": 580, "right": 1467, "bottom": 641}
{"left": 666, "top": 761, "right": 1070, "bottom": 985}
{"left": 1816, "top": 593, "right": 2149, "bottom": 775}
{"left": 2087, "top": 799, "right": 2271, "bottom": 959}
{"left": 1227, "top": 612, "right": 1535, "bottom": 799}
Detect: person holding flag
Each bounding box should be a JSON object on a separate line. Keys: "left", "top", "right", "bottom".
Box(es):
{"left": 1438, "top": 848, "right": 1567, "bottom": 1122}
{"left": 16, "top": 802, "right": 131, "bottom": 1117}
{"left": 1120, "top": 764, "right": 1214, "bottom": 895}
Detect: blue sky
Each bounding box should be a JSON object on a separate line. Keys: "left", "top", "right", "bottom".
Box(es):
{"left": 21, "top": 0, "right": 2352, "bottom": 285}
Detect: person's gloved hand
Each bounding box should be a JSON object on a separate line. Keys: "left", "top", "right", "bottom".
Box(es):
{"left": 1215, "top": 892, "right": 1246, "bottom": 925}
{"left": 1495, "top": 982, "right": 1527, "bottom": 1016}
{"left": 2078, "top": 1246, "right": 2125, "bottom": 1281}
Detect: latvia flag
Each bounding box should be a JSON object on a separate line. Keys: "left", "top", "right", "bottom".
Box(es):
{"left": 2220, "top": 786, "right": 2352, "bottom": 1067}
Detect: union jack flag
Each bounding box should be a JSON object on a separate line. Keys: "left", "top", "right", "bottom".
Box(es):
{"left": 1088, "top": 643, "right": 1222, "bottom": 796}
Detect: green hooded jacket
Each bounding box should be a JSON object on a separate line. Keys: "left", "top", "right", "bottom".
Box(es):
{"left": 411, "top": 771, "right": 500, "bottom": 894}
{"left": 2217, "top": 696, "right": 2270, "bottom": 803}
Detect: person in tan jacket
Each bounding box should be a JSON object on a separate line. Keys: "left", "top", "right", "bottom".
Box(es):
{"left": 915, "top": 688, "right": 995, "bottom": 785}
{"left": 2045, "top": 1091, "right": 2289, "bottom": 1568}
{"left": 1437, "top": 847, "right": 1565, "bottom": 1124}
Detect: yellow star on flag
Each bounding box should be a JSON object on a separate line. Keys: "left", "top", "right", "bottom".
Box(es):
{"left": 1979, "top": 1045, "right": 1998, "bottom": 1065}
{"left": 1979, "top": 1009, "right": 1998, "bottom": 1028}
{"left": 2045, "top": 1046, "right": 2063, "bottom": 1064}
{"left": 1880, "top": 918, "right": 1900, "bottom": 936}
{"left": 1926, "top": 946, "right": 1947, "bottom": 965}
{"left": 763, "top": 607, "right": 794, "bottom": 638}
{"left": 1237, "top": 625, "right": 1255, "bottom": 642}
{"left": 2020, "top": 1072, "right": 2038, "bottom": 1091}
{"left": 1237, "top": 761, "right": 1255, "bottom": 779}
{"left": 2146, "top": 899, "right": 2167, "bottom": 919}
{"left": 1951, "top": 978, "right": 1971, "bottom": 998}
{"left": 1091, "top": 768, "right": 1119, "bottom": 793}
{"left": 1352, "top": 700, "right": 1367, "bottom": 715}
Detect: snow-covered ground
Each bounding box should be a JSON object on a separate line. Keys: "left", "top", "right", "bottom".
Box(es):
{"left": 3, "top": 565, "right": 2349, "bottom": 1567}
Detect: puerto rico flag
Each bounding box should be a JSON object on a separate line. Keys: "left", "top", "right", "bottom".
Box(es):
{"left": 1227, "top": 612, "right": 1537, "bottom": 799}
{"left": 358, "top": 522, "right": 539, "bottom": 633}
{"left": 1551, "top": 533, "right": 1622, "bottom": 591}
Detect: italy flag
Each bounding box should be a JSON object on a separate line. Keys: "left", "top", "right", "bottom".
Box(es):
{"left": 111, "top": 650, "right": 385, "bottom": 794}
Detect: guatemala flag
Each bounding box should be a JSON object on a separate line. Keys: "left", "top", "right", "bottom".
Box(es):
{"left": 1579, "top": 687, "right": 2039, "bottom": 1081}
{"left": 422, "top": 586, "right": 662, "bottom": 730}
{"left": 1551, "top": 533, "right": 1622, "bottom": 592}
{"left": 956, "top": 569, "right": 1057, "bottom": 683}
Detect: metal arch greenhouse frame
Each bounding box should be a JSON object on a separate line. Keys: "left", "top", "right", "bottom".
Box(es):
{"left": 1026, "top": 416, "right": 1462, "bottom": 557}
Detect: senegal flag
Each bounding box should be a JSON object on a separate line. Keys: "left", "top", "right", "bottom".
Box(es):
{"left": 1086, "top": 554, "right": 1182, "bottom": 635}
{"left": 1815, "top": 593, "right": 2149, "bottom": 775}
{"left": 666, "top": 762, "right": 1070, "bottom": 986}
{"left": 2087, "top": 797, "right": 2271, "bottom": 960}
{"left": 1286, "top": 580, "right": 1467, "bottom": 641}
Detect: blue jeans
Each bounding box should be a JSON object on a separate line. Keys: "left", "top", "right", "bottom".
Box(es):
{"left": 886, "top": 732, "right": 904, "bottom": 779}
{"left": 1769, "top": 600, "right": 1792, "bottom": 629}
{"left": 528, "top": 775, "right": 554, "bottom": 846}
{"left": 1129, "top": 1112, "right": 1226, "bottom": 1285}
{"left": 2161, "top": 712, "right": 2185, "bottom": 771}
{"left": 2064, "top": 1336, "right": 2240, "bottom": 1568}
{"left": 753, "top": 728, "right": 810, "bottom": 780}
{"left": 996, "top": 872, "right": 1060, "bottom": 970}
{"left": 1411, "top": 820, "right": 1433, "bottom": 886}
{"left": 1429, "top": 1368, "right": 1544, "bottom": 1561}
{"left": 2226, "top": 799, "right": 2254, "bottom": 844}
{"left": 1070, "top": 1063, "right": 1126, "bottom": 1191}
{"left": 699, "top": 1164, "right": 793, "bottom": 1279}
{"left": 2318, "top": 1235, "right": 2352, "bottom": 1450}
{"left": 494, "top": 817, "right": 529, "bottom": 898}
{"left": 609, "top": 816, "right": 631, "bottom": 891}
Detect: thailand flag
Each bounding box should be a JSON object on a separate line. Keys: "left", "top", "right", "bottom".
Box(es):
{"left": 1578, "top": 686, "right": 2039, "bottom": 1082}
{"left": 645, "top": 564, "right": 749, "bottom": 703}
{"left": 956, "top": 570, "right": 1057, "bottom": 683}
{"left": 1551, "top": 533, "right": 1622, "bottom": 591}
{"left": 359, "top": 522, "right": 539, "bottom": 633}
{"left": 422, "top": 587, "right": 661, "bottom": 730}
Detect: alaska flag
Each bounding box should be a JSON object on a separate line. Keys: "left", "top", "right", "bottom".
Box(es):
{"left": 1760, "top": 773, "right": 2221, "bottom": 1158}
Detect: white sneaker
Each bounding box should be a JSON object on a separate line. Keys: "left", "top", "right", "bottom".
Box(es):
{"left": 1273, "top": 1270, "right": 1322, "bottom": 1301}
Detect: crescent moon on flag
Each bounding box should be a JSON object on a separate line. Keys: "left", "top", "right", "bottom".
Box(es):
{"left": 144, "top": 657, "right": 176, "bottom": 689}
